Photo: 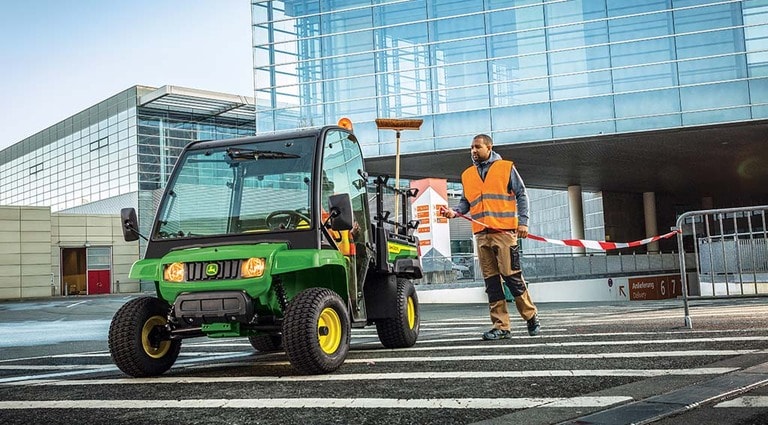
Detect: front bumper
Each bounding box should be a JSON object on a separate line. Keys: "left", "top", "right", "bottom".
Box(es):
{"left": 172, "top": 290, "right": 254, "bottom": 326}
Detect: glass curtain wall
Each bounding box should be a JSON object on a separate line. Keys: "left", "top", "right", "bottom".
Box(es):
{"left": 0, "top": 88, "right": 140, "bottom": 212}
{"left": 0, "top": 88, "right": 259, "bottom": 214}
{"left": 252, "top": 0, "right": 768, "bottom": 254}
{"left": 252, "top": 0, "right": 768, "bottom": 153}
{"left": 136, "top": 110, "right": 256, "bottom": 191}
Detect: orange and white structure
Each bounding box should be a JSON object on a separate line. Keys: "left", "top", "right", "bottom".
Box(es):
{"left": 409, "top": 178, "right": 451, "bottom": 260}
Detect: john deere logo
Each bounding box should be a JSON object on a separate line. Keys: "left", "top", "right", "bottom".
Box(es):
{"left": 205, "top": 263, "right": 219, "bottom": 276}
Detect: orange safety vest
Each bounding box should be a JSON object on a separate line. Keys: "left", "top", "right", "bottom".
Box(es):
{"left": 461, "top": 160, "right": 518, "bottom": 234}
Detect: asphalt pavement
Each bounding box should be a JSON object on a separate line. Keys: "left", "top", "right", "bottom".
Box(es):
{"left": 0, "top": 293, "right": 767, "bottom": 424}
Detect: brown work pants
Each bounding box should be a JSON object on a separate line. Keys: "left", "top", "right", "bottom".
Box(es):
{"left": 476, "top": 231, "right": 537, "bottom": 331}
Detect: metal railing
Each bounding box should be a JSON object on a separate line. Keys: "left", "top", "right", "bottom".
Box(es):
{"left": 418, "top": 250, "right": 687, "bottom": 285}
{"left": 676, "top": 205, "right": 768, "bottom": 328}
{"left": 520, "top": 251, "right": 684, "bottom": 281}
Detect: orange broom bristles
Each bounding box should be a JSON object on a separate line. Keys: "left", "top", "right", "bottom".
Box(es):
{"left": 374, "top": 118, "right": 423, "bottom": 131}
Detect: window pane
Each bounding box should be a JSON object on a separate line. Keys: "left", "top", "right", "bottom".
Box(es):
{"left": 430, "top": 13, "right": 484, "bottom": 41}
{"left": 546, "top": 0, "right": 607, "bottom": 26}
{"left": 374, "top": 22, "right": 431, "bottom": 117}
{"left": 433, "top": 109, "right": 491, "bottom": 147}
{"left": 613, "top": 62, "right": 677, "bottom": 92}
{"left": 744, "top": 1, "right": 768, "bottom": 77}
{"left": 322, "top": 29, "right": 372, "bottom": 55}
{"left": 491, "top": 103, "right": 553, "bottom": 143}
{"left": 681, "top": 81, "right": 751, "bottom": 125}
{"left": 552, "top": 97, "right": 615, "bottom": 138}
{"left": 429, "top": 0, "right": 482, "bottom": 19}
{"left": 432, "top": 38, "right": 490, "bottom": 112}
{"left": 614, "top": 89, "right": 681, "bottom": 132}
{"left": 550, "top": 67, "right": 612, "bottom": 99}
{"left": 373, "top": 0, "right": 426, "bottom": 26}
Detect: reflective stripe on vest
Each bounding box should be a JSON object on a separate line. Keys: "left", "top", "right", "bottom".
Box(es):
{"left": 461, "top": 160, "right": 518, "bottom": 234}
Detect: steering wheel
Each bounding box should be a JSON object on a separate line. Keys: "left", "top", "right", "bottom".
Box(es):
{"left": 266, "top": 210, "right": 311, "bottom": 230}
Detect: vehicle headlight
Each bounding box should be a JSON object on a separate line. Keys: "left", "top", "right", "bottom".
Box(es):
{"left": 164, "top": 262, "right": 185, "bottom": 282}
{"left": 241, "top": 257, "right": 266, "bottom": 278}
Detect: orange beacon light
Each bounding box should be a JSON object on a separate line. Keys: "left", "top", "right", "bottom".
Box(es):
{"left": 337, "top": 117, "right": 353, "bottom": 131}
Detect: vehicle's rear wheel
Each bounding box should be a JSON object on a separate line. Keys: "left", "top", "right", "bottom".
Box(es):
{"left": 108, "top": 297, "right": 181, "bottom": 377}
{"left": 282, "top": 287, "right": 350, "bottom": 374}
{"left": 376, "top": 278, "right": 420, "bottom": 348}
{"left": 248, "top": 333, "right": 283, "bottom": 352}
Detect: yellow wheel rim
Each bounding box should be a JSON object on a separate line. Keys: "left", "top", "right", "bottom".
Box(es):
{"left": 406, "top": 296, "right": 416, "bottom": 330}
{"left": 318, "top": 307, "right": 342, "bottom": 354}
{"left": 141, "top": 315, "right": 171, "bottom": 359}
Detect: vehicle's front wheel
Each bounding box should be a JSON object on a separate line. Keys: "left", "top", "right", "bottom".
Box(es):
{"left": 376, "top": 278, "right": 420, "bottom": 348}
{"left": 108, "top": 297, "right": 181, "bottom": 377}
{"left": 248, "top": 333, "right": 283, "bottom": 352}
{"left": 282, "top": 287, "right": 350, "bottom": 374}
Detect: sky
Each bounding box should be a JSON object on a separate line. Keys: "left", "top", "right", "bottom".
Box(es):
{"left": 0, "top": 1, "right": 253, "bottom": 151}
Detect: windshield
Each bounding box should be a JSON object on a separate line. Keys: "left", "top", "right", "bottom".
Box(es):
{"left": 154, "top": 137, "right": 316, "bottom": 239}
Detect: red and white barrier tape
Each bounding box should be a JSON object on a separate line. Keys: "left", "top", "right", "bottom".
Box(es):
{"left": 525, "top": 230, "right": 679, "bottom": 250}
{"left": 446, "top": 209, "right": 680, "bottom": 251}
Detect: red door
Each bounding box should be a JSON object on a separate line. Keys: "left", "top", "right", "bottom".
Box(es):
{"left": 87, "top": 270, "right": 111, "bottom": 295}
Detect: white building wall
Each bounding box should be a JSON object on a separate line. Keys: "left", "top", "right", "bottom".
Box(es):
{"left": 21, "top": 207, "right": 53, "bottom": 298}
{"left": 0, "top": 205, "right": 141, "bottom": 300}
{"left": 109, "top": 216, "right": 141, "bottom": 293}
{"left": 0, "top": 206, "right": 53, "bottom": 299}
{"left": 51, "top": 212, "right": 140, "bottom": 296}
{"left": 0, "top": 207, "right": 24, "bottom": 299}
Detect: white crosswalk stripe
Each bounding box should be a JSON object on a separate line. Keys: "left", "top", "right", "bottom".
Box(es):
{"left": 0, "top": 396, "right": 634, "bottom": 410}
{"left": 1, "top": 299, "right": 768, "bottom": 423}
{"left": 715, "top": 396, "right": 768, "bottom": 408}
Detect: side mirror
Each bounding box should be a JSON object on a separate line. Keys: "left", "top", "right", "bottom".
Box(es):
{"left": 121, "top": 208, "right": 140, "bottom": 242}
{"left": 328, "top": 194, "right": 354, "bottom": 231}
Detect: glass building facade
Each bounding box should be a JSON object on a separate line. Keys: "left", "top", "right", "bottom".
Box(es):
{"left": 0, "top": 88, "right": 139, "bottom": 212}
{"left": 251, "top": 0, "right": 768, "bottom": 253}
{"left": 253, "top": 0, "right": 768, "bottom": 148}
{"left": 0, "top": 85, "right": 257, "bottom": 248}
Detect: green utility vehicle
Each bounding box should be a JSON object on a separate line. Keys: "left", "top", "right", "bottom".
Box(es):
{"left": 110, "top": 121, "right": 423, "bottom": 376}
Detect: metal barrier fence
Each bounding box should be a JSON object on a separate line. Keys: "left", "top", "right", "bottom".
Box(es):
{"left": 521, "top": 251, "right": 683, "bottom": 281}
{"left": 418, "top": 250, "right": 686, "bottom": 285}
{"left": 676, "top": 205, "right": 768, "bottom": 328}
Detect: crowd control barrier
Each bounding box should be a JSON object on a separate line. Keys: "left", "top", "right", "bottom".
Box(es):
{"left": 676, "top": 205, "right": 768, "bottom": 328}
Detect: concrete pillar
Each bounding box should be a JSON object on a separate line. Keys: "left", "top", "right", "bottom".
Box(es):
{"left": 568, "top": 185, "right": 586, "bottom": 256}
{"left": 643, "top": 192, "right": 659, "bottom": 253}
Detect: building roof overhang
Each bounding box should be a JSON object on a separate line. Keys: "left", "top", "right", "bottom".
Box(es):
{"left": 138, "top": 85, "right": 256, "bottom": 120}
{"left": 365, "top": 119, "right": 768, "bottom": 203}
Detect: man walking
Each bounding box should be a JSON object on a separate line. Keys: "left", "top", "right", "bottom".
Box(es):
{"left": 442, "top": 134, "right": 540, "bottom": 339}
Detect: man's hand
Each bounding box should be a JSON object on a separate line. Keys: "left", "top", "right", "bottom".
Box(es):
{"left": 440, "top": 207, "right": 456, "bottom": 219}
{"left": 517, "top": 224, "right": 529, "bottom": 239}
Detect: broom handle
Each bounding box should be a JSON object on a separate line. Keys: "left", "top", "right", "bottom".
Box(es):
{"left": 394, "top": 130, "right": 401, "bottom": 223}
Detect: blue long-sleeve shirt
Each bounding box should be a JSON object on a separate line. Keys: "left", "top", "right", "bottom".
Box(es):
{"left": 455, "top": 151, "right": 529, "bottom": 227}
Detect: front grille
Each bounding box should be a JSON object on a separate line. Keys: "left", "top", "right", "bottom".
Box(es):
{"left": 185, "top": 260, "right": 241, "bottom": 281}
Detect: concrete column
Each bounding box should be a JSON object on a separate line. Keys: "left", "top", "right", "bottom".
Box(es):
{"left": 568, "top": 185, "right": 586, "bottom": 256}
{"left": 643, "top": 192, "right": 659, "bottom": 253}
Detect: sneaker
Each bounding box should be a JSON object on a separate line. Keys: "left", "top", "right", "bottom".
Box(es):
{"left": 482, "top": 328, "right": 510, "bottom": 340}
{"left": 527, "top": 314, "right": 541, "bottom": 336}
